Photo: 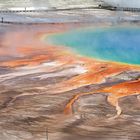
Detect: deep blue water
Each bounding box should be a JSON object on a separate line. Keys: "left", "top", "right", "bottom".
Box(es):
{"left": 47, "top": 27, "right": 140, "bottom": 65}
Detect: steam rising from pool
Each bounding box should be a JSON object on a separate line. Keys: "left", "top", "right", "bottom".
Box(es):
{"left": 47, "top": 27, "right": 140, "bottom": 65}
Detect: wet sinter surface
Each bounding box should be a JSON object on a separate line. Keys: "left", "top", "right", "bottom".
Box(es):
{"left": 0, "top": 23, "right": 140, "bottom": 140}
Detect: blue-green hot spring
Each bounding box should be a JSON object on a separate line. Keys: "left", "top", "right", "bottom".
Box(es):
{"left": 46, "top": 27, "right": 140, "bottom": 65}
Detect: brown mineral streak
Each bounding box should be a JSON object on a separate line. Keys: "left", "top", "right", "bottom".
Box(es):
{"left": 64, "top": 80, "right": 140, "bottom": 118}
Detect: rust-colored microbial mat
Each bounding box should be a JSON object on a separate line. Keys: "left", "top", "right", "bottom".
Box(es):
{"left": 0, "top": 23, "right": 140, "bottom": 140}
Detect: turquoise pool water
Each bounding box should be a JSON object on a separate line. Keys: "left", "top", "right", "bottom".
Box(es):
{"left": 47, "top": 27, "right": 140, "bottom": 65}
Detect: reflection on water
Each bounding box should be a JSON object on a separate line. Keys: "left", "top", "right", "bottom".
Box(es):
{"left": 47, "top": 27, "right": 140, "bottom": 65}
